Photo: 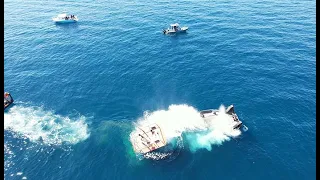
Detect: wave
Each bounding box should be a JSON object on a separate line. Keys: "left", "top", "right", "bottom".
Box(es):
{"left": 4, "top": 105, "right": 90, "bottom": 145}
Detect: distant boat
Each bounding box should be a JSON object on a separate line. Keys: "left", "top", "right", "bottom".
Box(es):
{"left": 52, "top": 13, "right": 78, "bottom": 23}
{"left": 163, "top": 23, "right": 188, "bottom": 34}
{"left": 4, "top": 92, "right": 14, "bottom": 110}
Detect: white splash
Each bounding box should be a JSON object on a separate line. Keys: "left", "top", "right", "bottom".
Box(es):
{"left": 131, "top": 104, "right": 241, "bottom": 153}
{"left": 135, "top": 104, "right": 207, "bottom": 140}
{"left": 4, "top": 105, "right": 90, "bottom": 145}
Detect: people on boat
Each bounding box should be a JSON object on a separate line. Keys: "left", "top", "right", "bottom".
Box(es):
{"left": 53, "top": 13, "right": 78, "bottom": 23}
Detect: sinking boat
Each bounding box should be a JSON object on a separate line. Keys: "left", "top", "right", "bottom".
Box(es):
{"left": 4, "top": 92, "right": 14, "bottom": 110}
{"left": 163, "top": 23, "right": 188, "bottom": 34}
{"left": 200, "top": 104, "right": 243, "bottom": 130}
{"left": 131, "top": 123, "right": 167, "bottom": 155}
{"left": 52, "top": 13, "right": 78, "bottom": 23}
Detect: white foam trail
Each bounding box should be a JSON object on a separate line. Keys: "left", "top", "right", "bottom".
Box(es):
{"left": 131, "top": 104, "right": 241, "bottom": 153}
{"left": 4, "top": 105, "right": 90, "bottom": 145}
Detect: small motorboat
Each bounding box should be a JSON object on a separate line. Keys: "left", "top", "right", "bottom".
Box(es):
{"left": 52, "top": 13, "right": 78, "bottom": 23}
{"left": 4, "top": 92, "right": 14, "bottom": 110}
{"left": 163, "top": 23, "right": 188, "bottom": 34}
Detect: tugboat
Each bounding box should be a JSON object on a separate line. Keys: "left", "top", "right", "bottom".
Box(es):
{"left": 4, "top": 92, "right": 14, "bottom": 110}
{"left": 130, "top": 123, "right": 167, "bottom": 155}
{"left": 52, "top": 13, "right": 78, "bottom": 23}
{"left": 163, "top": 23, "right": 188, "bottom": 34}
{"left": 200, "top": 105, "right": 243, "bottom": 130}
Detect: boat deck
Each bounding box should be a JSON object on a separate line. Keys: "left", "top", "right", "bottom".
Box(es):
{"left": 131, "top": 124, "right": 166, "bottom": 154}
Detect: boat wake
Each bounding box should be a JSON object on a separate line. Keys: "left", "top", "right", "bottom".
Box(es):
{"left": 130, "top": 104, "right": 243, "bottom": 159}
{"left": 4, "top": 105, "right": 90, "bottom": 146}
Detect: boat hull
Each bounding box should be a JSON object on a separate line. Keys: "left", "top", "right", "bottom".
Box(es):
{"left": 52, "top": 17, "right": 78, "bottom": 23}
{"left": 163, "top": 27, "right": 188, "bottom": 34}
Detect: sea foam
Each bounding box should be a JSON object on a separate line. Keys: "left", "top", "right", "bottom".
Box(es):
{"left": 4, "top": 105, "right": 90, "bottom": 145}
{"left": 131, "top": 104, "right": 241, "bottom": 153}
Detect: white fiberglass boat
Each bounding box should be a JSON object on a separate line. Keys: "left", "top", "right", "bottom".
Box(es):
{"left": 163, "top": 23, "right": 188, "bottom": 34}
{"left": 52, "top": 13, "right": 78, "bottom": 23}
{"left": 200, "top": 105, "right": 243, "bottom": 130}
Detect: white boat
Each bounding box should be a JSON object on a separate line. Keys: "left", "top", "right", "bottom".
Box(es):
{"left": 163, "top": 23, "right": 188, "bottom": 34}
{"left": 52, "top": 13, "right": 78, "bottom": 23}
{"left": 200, "top": 105, "right": 243, "bottom": 130}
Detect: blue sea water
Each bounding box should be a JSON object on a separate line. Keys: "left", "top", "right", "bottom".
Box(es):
{"left": 4, "top": 0, "right": 316, "bottom": 179}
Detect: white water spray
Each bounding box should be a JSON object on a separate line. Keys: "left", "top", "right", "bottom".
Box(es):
{"left": 131, "top": 104, "right": 241, "bottom": 153}
{"left": 4, "top": 105, "right": 90, "bottom": 145}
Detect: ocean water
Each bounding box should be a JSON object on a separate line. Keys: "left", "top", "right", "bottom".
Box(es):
{"left": 4, "top": 0, "right": 316, "bottom": 179}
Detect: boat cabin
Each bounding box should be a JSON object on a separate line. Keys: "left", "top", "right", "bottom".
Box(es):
{"left": 170, "top": 23, "right": 180, "bottom": 31}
